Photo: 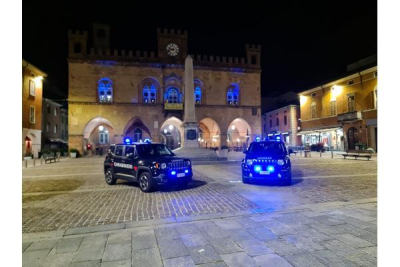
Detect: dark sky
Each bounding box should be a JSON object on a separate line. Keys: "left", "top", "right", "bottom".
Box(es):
{"left": 23, "top": 1, "right": 377, "bottom": 100}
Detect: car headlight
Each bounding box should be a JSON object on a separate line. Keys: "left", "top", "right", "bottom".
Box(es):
{"left": 161, "top": 163, "right": 167, "bottom": 169}
{"left": 277, "top": 159, "right": 285, "bottom": 166}
{"left": 246, "top": 159, "right": 254, "bottom": 166}
{"left": 186, "top": 161, "right": 191, "bottom": 166}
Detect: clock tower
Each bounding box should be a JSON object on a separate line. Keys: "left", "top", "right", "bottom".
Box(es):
{"left": 157, "top": 28, "right": 188, "bottom": 64}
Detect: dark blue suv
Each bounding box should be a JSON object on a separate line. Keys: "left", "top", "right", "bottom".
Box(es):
{"left": 241, "top": 140, "right": 291, "bottom": 185}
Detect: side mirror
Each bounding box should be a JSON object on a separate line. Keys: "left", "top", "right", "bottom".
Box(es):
{"left": 243, "top": 149, "right": 247, "bottom": 154}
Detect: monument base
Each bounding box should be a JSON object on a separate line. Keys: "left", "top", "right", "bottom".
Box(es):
{"left": 173, "top": 147, "right": 222, "bottom": 161}
{"left": 182, "top": 122, "right": 199, "bottom": 148}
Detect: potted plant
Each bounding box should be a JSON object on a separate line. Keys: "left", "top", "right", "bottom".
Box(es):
{"left": 70, "top": 148, "right": 79, "bottom": 158}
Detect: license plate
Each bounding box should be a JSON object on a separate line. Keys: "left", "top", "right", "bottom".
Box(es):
{"left": 177, "top": 173, "right": 185, "bottom": 177}
{"left": 260, "top": 171, "right": 270, "bottom": 175}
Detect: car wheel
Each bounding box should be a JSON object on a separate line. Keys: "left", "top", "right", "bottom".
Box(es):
{"left": 242, "top": 177, "right": 250, "bottom": 184}
{"left": 105, "top": 168, "right": 116, "bottom": 185}
{"left": 139, "top": 172, "right": 155, "bottom": 193}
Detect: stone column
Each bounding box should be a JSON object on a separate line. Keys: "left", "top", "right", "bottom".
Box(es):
{"left": 182, "top": 55, "right": 199, "bottom": 147}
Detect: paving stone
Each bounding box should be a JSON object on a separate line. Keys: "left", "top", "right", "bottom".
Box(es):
{"left": 158, "top": 238, "right": 190, "bottom": 259}
{"left": 22, "top": 242, "right": 32, "bottom": 252}
{"left": 175, "top": 223, "right": 200, "bottom": 235}
{"left": 282, "top": 235, "right": 325, "bottom": 251}
{"left": 100, "top": 259, "right": 131, "bottom": 267}
{"left": 235, "top": 239, "right": 274, "bottom": 256}
{"left": 309, "top": 222, "right": 370, "bottom": 236}
{"left": 225, "top": 228, "right": 257, "bottom": 241}
{"left": 288, "top": 224, "right": 333, "bottom": 242}
{"left": 181, "top": 233, "right": 209, "bottom": 247}
{"left": 333, "top": 215, "right": 376, "bottom": 229}
{"left": 358, "top": 246, "right": 377, "bottom": 257}
{"left": 40, "top": 252, "right": 74, "bottom": 267}
{"left": 131, "top": 233, "right": 157, "bottom": 251}
{"left": 195, "top": 262, "right": 228, "bottom": 267}
{"left": 332, "top": 233, "right": 373, "bottom": 248}
{"left": 73, "top": 235, "right": 108, "bottom": 262}
{"left": 25, "top": 239, "right": 58, "bottom": 251}
{"left": 233, "top": 217, "right": 260, "bottom": 229}
{"left": 266, "top": 223, "right": 297, "bottom": 236}
{"left": 345, "top": 253, "right": 377, "bottom": 267}
{"left": 54, "top": 237, "right": 83, "bottom": 254}
{"left": 209, "top": 238, "right": 243, "bottom": 254}
{"left": 284, "top": 252, "right": 326, "bottom": 267}
{"left": 220, "top": 252, "right": 258, "bottom": 267}
{"left": 364, "top": 226, "right": 377, "bottom": 235}
{"left": 249, "top": 214, "right": 275, "bottom": 222}
{"left": 310, "top": 250, "right": 358, "bottom": 267}
{"left": 22, "top": 248, "right": 51, "bottom": 267}
{"left": 264, "top": 240, "right": 299, "bottom": 256}
{"left": 102, "top": 242, "right": 131, "bottom": 262}
{"left": 163, "top": 256, "right": 196, "bottom": 267}
{"left": 358, "top": 233, "right": 377, "bottom": 245}
{"left": 253, "top": 254, "right": 294, "bottom": 267}
{"left": 69, "top": 260, "right": 101, "bottom": 267}
{"left": 311, "top": 215, "right": 344, "bottom": 226}
{"left": 154, "top": 225, "right": 180, "bottom": 241}
{"left": 188, "top": 245, "right": 222, "bottom": 264}
{"left": 248, "top": 227, "right": 278, "bottom": 241}
{"left": 132, "top": 248, "right": 162, "bottom": 267}
{"left": 213, "top": 219, "right": 242, "bottom": 230}
{"left": 321, "top": 239, "right": 363, "bottom": 258}
{"left": 200, "top": 225, "right": 230, "bottom": 240}
{"left": 65, "top": 224, "right": 125, "bottom": 236}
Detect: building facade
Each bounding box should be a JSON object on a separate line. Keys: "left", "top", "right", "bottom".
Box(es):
{"left": 42, "top": 98, "right": 68, "bottom": 150}
{"left": 22, "top": 60, "right": 47, "bottom": 159}
{"left": 68, "top": 25, "right": 262, "bottom": 155}
{"left": 298, "top": 66, "right": 377, "bottom": 151}
{"left": 262, "top": 105, "right": 300, "bottom": 146}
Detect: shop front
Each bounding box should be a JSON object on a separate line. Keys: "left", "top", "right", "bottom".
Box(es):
{"left": 298, "top": 127, "right": 343, "bottom": 151}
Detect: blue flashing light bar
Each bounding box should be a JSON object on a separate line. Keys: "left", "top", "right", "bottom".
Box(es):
{"left": 171, "top": 171, "right": 176, "bottom": 175}
{"left": 185, "top": 170, "right": 189, "bottom": 173}
{"left": 124, "top": 138, "right": 132, "bottom": 144}
{"left": 254, "top": 165, "right": 262, "bottom": 172}
{"left": 267, "top": 166, "right": 275, "bottom": 172}
{"left": 275, "top": 136, "right": 281, "bottom": 141}
{"left": 255, "top": 136, "right": 261, "bottom": 142}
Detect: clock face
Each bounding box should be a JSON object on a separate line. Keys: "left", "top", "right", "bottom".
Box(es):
{"left": 166, "top": 43, "right": 180, "bottom": 57}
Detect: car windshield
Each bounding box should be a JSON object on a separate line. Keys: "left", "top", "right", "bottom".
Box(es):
{"left": 136, "top": 144, "right": 174, "bottom": 157}
{"left": 248, "top": 142, "right": 286, "bottom": 154}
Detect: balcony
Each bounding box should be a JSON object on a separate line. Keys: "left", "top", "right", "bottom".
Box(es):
{"left": 337, "top": 111, "right": 362, "bottom": 122}
{"left": 164, "top": 103, "right": 183, "bottom": 110}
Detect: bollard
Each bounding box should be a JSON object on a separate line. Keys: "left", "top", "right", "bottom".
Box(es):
{"left": 331, "top": 150, "right": 333, "bottom": 158}
{"left": 41, "top": 158, "right": 43, "bottom": 165}
{"left": 33, "top": 158, "right": 36, "bottom": 166}
{"left": 320, "top": 151, "right": 322, "bottom": 157}
{"left": 25, "top": 160, "right": 28, "bottom": 168}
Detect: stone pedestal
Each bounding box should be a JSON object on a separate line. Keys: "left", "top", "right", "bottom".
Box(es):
{"left": 182, "top": 122, "right": 198, "bottom": 148}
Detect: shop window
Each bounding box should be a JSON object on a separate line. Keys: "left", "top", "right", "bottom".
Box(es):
{"left": 98, "top": 78, "right": 113, "bottom": 103}
{"left": 330, "top": 100, "right": 337, "bottom": 116}
{"left": 29, "top": 80, "right": 35, "bottom": 96}
{"left": 311, "top": 102, "right": 317, "bottom": 118}
{"left": 29, "top": 106, "right": 35, "bottom": 124}
{"left": 348, "top": 96, "right": 355, "bottom": 112}
{"left": 99, "top": 132, "right": 109, "bottom": 144}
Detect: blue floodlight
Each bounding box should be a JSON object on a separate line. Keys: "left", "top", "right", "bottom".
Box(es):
{"left": 267, "top": 166, "right": 275, "bottom": 172}
{"left": 254, "top": 165, "right": 262, "bottom": 172}
{"left": 171, "top": 171, "right": 176, "bottom": 175}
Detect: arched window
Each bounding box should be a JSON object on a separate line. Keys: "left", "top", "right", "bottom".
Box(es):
{"left": 133, "top": 128, "right": 142, "bottom": 142}
{"left": 166, "top": 88, "right": 180, "bottom": 103}
{"left": 195, "top": 86, "right": 202, "bottom": 104}
{"left": 141, "top": 78, "right": 158, "bottom": 104}
{"left": 227, "top": 84, "right": 239, "bottom": 105}
{"left": 98, "top": 78, "right": 113, "bottom": 103}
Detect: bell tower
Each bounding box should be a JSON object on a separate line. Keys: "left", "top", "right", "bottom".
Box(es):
{"left": 157, "top": 28, "right": 188, "bottom": 64}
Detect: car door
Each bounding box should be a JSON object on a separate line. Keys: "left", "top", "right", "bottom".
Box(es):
{"left": 123, "top": 145, "right": 137, "bottom": 180}
{"left": 113, "top": 145, "right": 126, "bottom": 176}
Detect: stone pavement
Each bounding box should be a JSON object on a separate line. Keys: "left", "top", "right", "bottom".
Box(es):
{"left": 22, "top": 155, "right": 377, "bottom": 266}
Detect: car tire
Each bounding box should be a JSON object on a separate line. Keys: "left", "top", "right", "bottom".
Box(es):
{"left": 105, "top": 168, "right": 117, "bottom": 185}
{"left": 242, "top": 177, "right": 250, "bottom": 184}
{"left": 138, "top": 172, "right": 155, "bottom": 193}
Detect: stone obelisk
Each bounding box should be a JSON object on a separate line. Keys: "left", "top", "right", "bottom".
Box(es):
{"left": 182, "top": 55, "right": 199, "bottom": 147}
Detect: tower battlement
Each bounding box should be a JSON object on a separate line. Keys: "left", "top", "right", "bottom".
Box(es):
{"left": 157, "top": 28, "right": 188, "bottom": 37}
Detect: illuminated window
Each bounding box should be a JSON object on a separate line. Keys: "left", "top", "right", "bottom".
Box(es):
{"left": 311, "top": 102, "right": 317, "bottom": 118}
{"left": 195, "top": 86, "right": 202, "bottom": 104}
{"left": 227, "top": 84, "right": 239, "bottom": 105}
{"left": 330, "top": 100, "right": 337, "bottom": 116}
{"left": 54, "top": 107, "right": 58, "bottom": 116}
{"left": 143, "top": 84, "right": 157, "bottom": 103}
{"left": 99, "top": 132, "right": 109, "bottom": 144}
{"left": 166, "top": 88, "right": 180, "bottom": 103}
{"left": 348, "top": 96, "right": 355, "bottom": 112}
{"left": 54, "top": 124, "right": 58, "bottom": 133}
{"left": 98, "top": 78, "right": 113, "bottom": 103}
{"left": 29, "top": 80, "right": 35, "bottom": 96}
{"left": 29, "top": 106, "right": 35, "bottom": 124}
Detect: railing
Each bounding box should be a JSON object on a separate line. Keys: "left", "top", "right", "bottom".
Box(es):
{"left": 337, "top": 111, "right": 362, "bottom": 122}
{"left": 164, "top": 103, "right": 183, "bottom": 110}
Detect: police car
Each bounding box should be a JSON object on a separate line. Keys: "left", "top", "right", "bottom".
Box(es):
{"left": 104, "top": 139, "right": 192, "bottom": 192}
{"left": 241, "top": 137, "right": 292, "bottom": 185}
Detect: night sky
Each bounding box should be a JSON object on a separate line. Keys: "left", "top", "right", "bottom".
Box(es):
{"left": 23, "top": 1, "right": 377, "bottom": 101}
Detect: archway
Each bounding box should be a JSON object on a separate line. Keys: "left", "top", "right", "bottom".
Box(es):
{"left": 347, "top": 127, "right": 360, "bottom": 150}
{"left": 83, "top": 117, "right": 115, "bottom": 155}
{"left": 124, "top": 117, "right": 151, "bottom": 142}
{"left": 198, "top": 118, "right": 221, "bottom": 148}
{"left": 24, "top": 136, "right": 32, "bottom": 156}
{"left": 227, "top": 118, "right": 252, "bottom": 149}
{"left": 160, "top": 117, "right": 184, "bottom": 150}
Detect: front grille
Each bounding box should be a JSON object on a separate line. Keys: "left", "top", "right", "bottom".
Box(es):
{"left": 168, "top": 161, "right": 190, "bottom": 169}
{"left": 254, "top": 159, "right": 277, "bottom": 164}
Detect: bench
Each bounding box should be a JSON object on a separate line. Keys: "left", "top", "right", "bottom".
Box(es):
{"left": 341, "top": 150, "right": 372, "bottom": 160}
{"left": 42, "top": 154, "right": 60, "bottom": 164}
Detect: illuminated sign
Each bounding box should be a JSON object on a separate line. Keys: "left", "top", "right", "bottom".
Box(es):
{"left": 164, "top": 103, "right": 183, "bottom": 110}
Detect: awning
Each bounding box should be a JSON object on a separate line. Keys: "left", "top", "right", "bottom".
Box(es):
{"left": 297, "top": 127, "right": 341, "bottom": 136}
